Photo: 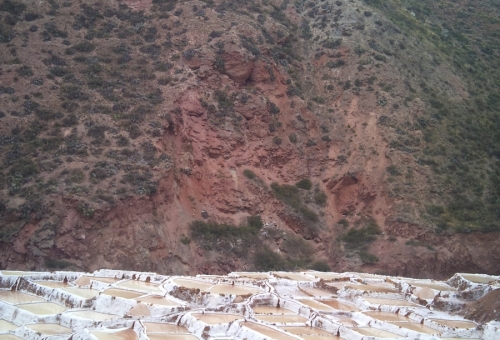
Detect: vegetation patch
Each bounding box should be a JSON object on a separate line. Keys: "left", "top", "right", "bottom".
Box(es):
{"left": 342, "top": 219, "right": 381, "bottom": 249}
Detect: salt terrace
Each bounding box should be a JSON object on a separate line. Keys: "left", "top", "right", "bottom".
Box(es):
{"left": 0, "top": 270, "right": 498, "bottom": 340}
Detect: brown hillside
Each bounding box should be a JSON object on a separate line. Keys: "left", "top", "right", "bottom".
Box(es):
{"left": 0, "top": 0, "right": 499, "bottom": 277}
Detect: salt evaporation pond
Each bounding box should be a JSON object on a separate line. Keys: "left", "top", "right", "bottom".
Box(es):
{"left": 192, "top": 313, "right": 242, "bottom": 324}
{"left": 459, "top": 274, "right": 499, "bottom": 284}
{"left": 66, "top": 310, "right": 121, "bottom": 321}
{"left": 255, "top": 314, "right": 308, "bottom": 323}
{"left": 329, "top": 316, "right": 358, "bottom": 326}
{"left": 364, "top": 297, "right": 420, "bottom": 307}
{"left": 354, "top": 327, "right": 400, "bottom": 338}
{"left": 208, "top": 284, "right": 262, "bottom": 295}
{"left": 253, "top": 306, "right": 294, "bottom": 314}
{"left": 143, "top": 322, "right": 189, "bottom": 333}
{"left": 0, "top": 271, "right": 38, "bottom": 276}
{"left": 431, "top": 319, "right": 477, "bottom": 328}
{"left": 364, "top": 311, "right": 409, "bottom": 322}
{"left": 91, "top": 328, "right": 138, "bottom": 340}
{"left": 234, "top": 272, "right": 271, "bottom": 279}
{"left": 407, "top": 281, "right": 456, "bottom": 291}
{"left": 137, "top": 295, "right": 182, "bottom": 306}
{"left": 0, "top": 320, "right": 17, "bottom": 332}
{"left": 73, "top": 276, "right": 120, "bottom": 286}
{"left": 273, "top": 272, "right": 313, "bottom": 281}
{"left": 148, "top": 335, "right": 198, "bottom": 340}
{"left": 102, "top": 288, "right": 144, "bottom": 299}
{"left": 326, "top": 282, "right": 397, "bottom": 293}
{"left": 172, "top": 278, "right": 213, "bottom": 290}
{"left": 300, "top": 287, "right": 336, "bottom": 297}
{"left": 26, "top": 324, "right": 72, "bottom": 335}
{"left": 116, "top": 280, "right": 163, "bottom": 293}
{"left": 308, "top": 272, "right": 348, "bottom": 280}
{"left": 16, "top": 302, "right": 67, "bottom": 315}
{"left": 35, "top": 281, "right": 69, "bottom": 288}
{"left": 298, "top": 299, "right": 336, "bottom": 312}
{"left": 281, "top": 326, "right": 337, "bottom": 336}
{"left": 0, "top": 335, "right": 23, "bottom": 340}
{"left": 61, "top": 287, "right": 100, "bottom": 299}
{"left": 320, "top": 299, "right": 359, "bottom": 311}
{"left": 1, "top": 269, "right": 498, "bottom": 340}
{"left": 389, "top": 322, "right": 439, "bottom": 334}
{"left": 243, "top": 322, "right": 297, "bottom": 340}
{"left": 0, "top": 291, "right": 44, "bottom": 304}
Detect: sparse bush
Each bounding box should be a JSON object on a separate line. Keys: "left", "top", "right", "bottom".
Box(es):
{"left": 45, "top": 258, "right": 72, "bottom": 269}
{"left": 271, "top": 182, "right": 301, "bottom": 209}
{"left": 77, "top": 202, "right": 95, "bottom": 218}
{"left": 359, "top": 250, "right": 379, "bottom": 264}
{"left": 312, "top": 260, "right": 331, "bottom": 272}
{"left": 299, "top": 206, "right": 319, "bottom": 222}
{"left": 254, "top": 247, "right": 287, "bottom": 271}
{"left": 314, "top": 191, "right": 327, "bottom": 206}
{"left": 322, "top": 38, "right": 342, "bottom": 49}
{"left": 16, "top": 65, "right": 33, "bottom": 77}
{"left": 247, "top": 215, "right": 263, "bottom": 230}
{"left": 342, "top": 221, "right": 381, "bottom": 249}
{"left": 326, "top": 60, "right": 345, "bottom": 68}
{"left": 426, "top": 205, "right": 445, "bottom": 217}
{"left": 386, "top": 165, "right": 400, "bottom": 176}
{"left": 243, "top": 169, "right": 256, "bottom": 179}
{"left": 180, "top": 235, "right": 191, "bottom": 245}
{"left": 267, "top": 101, "right": 280, "bottom": 114}
{"left": 296, "top": 178, "right": 312, "bottom": 190}
{"left": 73, "top": 41, "right": 96, "bottom": 53}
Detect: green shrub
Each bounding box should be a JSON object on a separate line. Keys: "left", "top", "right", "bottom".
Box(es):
{"left": 299, "top": 207, "right": 319, "bottom": 222}
{"left": 271, "top": 182, "right": 301, "bottom": 209}
{"left": 0, "top": 0, "right": 27, "bottom": 15}
{"left": 312, "top": 260, "right": 331, "bottom": 272}
{"left": 405, "top": 239, "right": 435, "bottom": 250}
{"left": 243, "top": 169, "right": 256, "bottom": 179}
{"left": 386, "top": 165, "right": 401, "bottom": 176}
{"left": 426, "top": 205, "right": 445, "bottom": 216}
{"left": 359, "top": 250, "right": 379, "bottom": 264}
{"left": 254, "top": 247, "right": 286, "bottom": 271}
{"left": 322, "top": 38, "right": 342, "bottom": 49}
{"left": 288, "top": 133, "right": 297, "bottom": 143}
{"left": 342, "top": 222, "right": 381, "bottom": 249}
{"left": 16, "top": 65, "right": 33, "bottom": 77}
{"left": 45, "top": 258, "right": 72, "bottom": 269}
{"left": 190, "top": 220, "right": 258, "bottom": 239}
{"left": 247, "top": 215, "right": 263, "bottom": 230}
{"left": 73, "top": 41, "right": 96, "bottom": 53}
{"left": 337, "top": 218, "right": 349, "bottom": 228}
{"left": 282, "top": 235, "right": 313, "bottom": 264}
{"left": 180, "top": 235, "right": 191, "bottom": 245}
{"left": 190, "top": 220, "right": 258, "bottom": 256}
{"left": 295, "top": 178, "right": 312, "bottom": 190}
{"left": 314, "top": 191, "right": 327, "bottom": 206}
{"left": 77, "top": 202, "right": 95, "bottom": 218}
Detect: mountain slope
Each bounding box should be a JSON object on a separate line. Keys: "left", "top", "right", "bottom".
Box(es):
{"left": 0, "top": 0, "right": 499, "bottom": 277}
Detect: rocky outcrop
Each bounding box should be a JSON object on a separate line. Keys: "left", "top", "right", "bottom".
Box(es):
{"left": 220, "top": 50, "right": 255, "bottom": 85}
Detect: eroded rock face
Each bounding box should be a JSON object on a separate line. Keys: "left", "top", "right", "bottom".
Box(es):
{"left": 220, "top": 50, "right": 255, "bottom": 85}
{"left": 176, "top": 90, "right": 206, "bottom": 117}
